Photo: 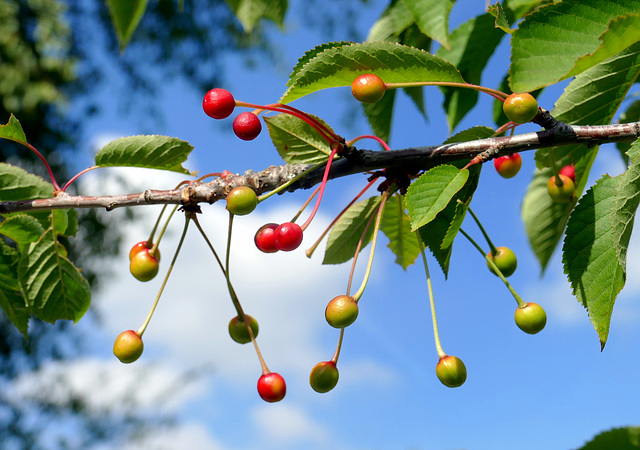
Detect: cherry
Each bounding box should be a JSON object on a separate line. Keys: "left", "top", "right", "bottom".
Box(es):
{"left": 226, "top": 186, "right": 258, "bottom": 216}
{"left": 309, "top": 361, "right": 339, "bottom": 393}
{"left": 129, "top": 241, "right": 160, "bottom": 262}
{"left": 228, "top": 315, "right": 259, "bottom": 344}
{"left": 325, "top": 295, "right": 359, "bottom": 328}
{"left": 129, "top": 250, "right": 159, "bottom": 282}
{"left": 257, "top": 372, "right": 286, "bottom": 403}
{"left": 202, "top": 88, "right": 235, "bottom": 119}
{"left": 255, "top": 223, "right": 279, "bottom": 253}
{"left": 487, "top": 246, "right": 517, "bottom": 277}
{"left": 502, "top": 92, "right": 539, "bottom": 124}
{"left": 493, "top": 153, "right": 522, "bottom": 178}
{"left": 435, "top": 355, "right": 467, "bottom": 388}
{"left": 514, "top": 302, "right": 547, "bottom": 334}
{"left": 351, "top": 73, "right": 386, "bottom": 103}
{"left": 547, "top": 174, "right": 575, "bottom": 203}
{"left": 559, "top": 164, "right": 576, "bottom": 182}
{"left": 274, "top": 222, "right": 303, "bottom": 252}
{"left": 232, "top": 112, "right": 262, "bottom": 141}
{"left": 113, "top": 330, "right": 144, "bottom": 363}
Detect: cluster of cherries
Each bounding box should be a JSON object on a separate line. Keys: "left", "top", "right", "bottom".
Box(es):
{"left": 114, "top": 72, "right": 553, "bottom": 399}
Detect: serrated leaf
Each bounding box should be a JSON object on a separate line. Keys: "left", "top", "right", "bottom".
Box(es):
{"left": 323, "top": 197, "right": 381, "bottom": 265}
{"left": 575, "top": 426, "right": 640, "bottom": 450}
{"left": 443, "top": 125, "right": 496, "bottom": 144}
{"left": 281, "top": 42, "right": 464, "bottom": 104}
{"left": 0, "top": 241, "right": 28, "bottom": 337}
{"left": 0, "top": 215, "right": 44, "bottom": 244}
{"left": 380, "top": 194, "right": 421, "bottom": 270}
{"left": 17, "top": 229, "right": 91, "bottom": 324}
{"left": 225, "top": 0, "right": 287, "bottom": 32}
{"left": 509, "top": 0, "right": 640, "bottom": 93}
{"left": 264, "top": 113, "right": 333, "bottom": 164}
{"left": 0, "top": 114, "right": 28, "bottom": 144}
{"left": 523, "top": 41, "right": 640, "bottom": 270}
{"left": 406, "top": 165, "right": 469, "bottom": 231}
{"left": 287, "top": 42, "right": 352, "bottom": 87}
{"left": 402, "top": 0, "right": 455, "bottom": 49}
{"left": 487, "top": 2, "right": 512, "bottom": 34}
{"left": 94, "top": 135, "right": 194, "bottom": 174}
{"left": 105, "top": 0, "right": 148, "bottom": 51}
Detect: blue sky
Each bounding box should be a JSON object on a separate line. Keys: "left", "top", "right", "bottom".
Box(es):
{"left": 8, "top": 1, "right": 640, "bottom": 449}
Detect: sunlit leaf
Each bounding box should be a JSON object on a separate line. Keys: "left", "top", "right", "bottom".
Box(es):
{"left": 264, "top": 113, "right": 333, "bottom": 164}
{"left": 380, "top": 194, "right": 420, "bottom": 270}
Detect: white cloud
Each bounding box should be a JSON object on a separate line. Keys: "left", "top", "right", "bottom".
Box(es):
{"left": 119, "top": 422, "right": 225, "bottom": 450}
{"left": 252, "top": 403, "right": 330, "bottom": 444}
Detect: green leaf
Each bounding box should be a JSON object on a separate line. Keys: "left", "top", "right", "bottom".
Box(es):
{"left": 105, "top": 0, "right": 148, "bottom": 51}
{"left": 380, "top": 194, "right": 421, "bottom": 270}
{"left": 94, "top": 135, "right": 194, "bottom": 174}
{"left": 281, "top": 42, "right": 465, "bottom": 104}
{"left": 264, "top": 113, "right": 333, "bottom": 164}
{"left": 17, "top": 229, "right": 91, "bottom": 324}
{"left": 51, "top": 208, "right": 78, "bottom": 238}
{"left": 437, "top": 13, "right": 505, "bottom": 130}
{"left": 402, "top": 0, "right": 455, "bottom": 49}
{"left": 287, "top": 42, "right": 352, "bottom": 87}
{"left": 487, "top": 2, "right": 512, "bottom": 34}
{"left": 225, "top": 0, "right": 287, "bottom": 32}
{"left": 509, "top": 0, "right": 640, "bottom": 93}
{"left": 523, "top": 41, "right": 640, "bottom": 269}
{"left": 0, "top": 241, "right": 28, "bottom": 337}
{"left": 0, "top": 215, "right": 44, "bottom": 244}
{"left": 617, "top": 99, "right": 640, "bottom": 164}
{"left": 367, "top": 0, "right": 415, "bottom": 42}
{"left": 0, "top": 114, "right": 28, "bottom": 145}
{"left": 444, "top": 125, "right": 497, "bottom": 144}
{"left": 563, "top": 139, "right": 640, "bottom": 348}
{"left": 574, "top": 426, "right": 640, "bottom": 450}
{"left": 323, "top": 197, "right": 381, "bottom": 265}
{"left": 362, "top": 89, "right": 397, "bottom": 144}
{"left": 405, "top": 165, "right": 469, "bottom": 231}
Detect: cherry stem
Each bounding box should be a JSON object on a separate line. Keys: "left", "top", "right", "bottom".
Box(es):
{"left": 150, "top": 204, "right": 179, "bottom": 259}
{"left": 466, "top": 205, "right": 498, "bottom": 256}
{"left": 305, "top": 177, "right": 378, "bottom": 258}
{"left": 257, "top": 160, "right": 328, "bottom": 203}
{"left": 300, "top": 145, "right": 340, "bottom": 231}
{"left": 290, "top": 185, "right": 320, "bottom": 224}
{"left": 61, "top": 166, "right": 99, "bottom": 191}
{"left": 458, "top": 228, "right": 526, "bottom": 307}
{"left": 347, "top": 135, "right": 391, "bottom": 151}
{"left": 417, "top": 237, "right": 446, "bottom": 359}
{"left": 226, "top": 212, "right": 234, "bottom": 280}
{"left": 547, "top": 148, "right": 563, "bottom": 183}
{"left": 346, "top": 196, "right": 382, "bottom": 296}
{"left": 331, "top": 328, "right": 345, "bottom": 364}
{"left": 17, "top": 141, "right": 61, "bottom": 191}
{"left": 352, "top": 189, "right": 390, "bottom": 302}
{"left": 137, "top": 214, "right": 191, "bottom": 337}
{"left": 385, "top": 81, "right": 508, "bottom": 102}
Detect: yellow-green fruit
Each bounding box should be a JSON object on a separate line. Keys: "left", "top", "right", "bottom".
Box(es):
{"left": 113, "top": 330, "right": 144, "bottom": 363}
{"left": 226, "top": 186, "right": 258, "bottom": 216}
{"left": 503, "top": 93, "right": 539, "bottom": 123}
{"left": 309, "top": 361, "right": 339, "bottom": 393}
{"left": 325, "top": 295, "right": 359, "bottom": 328}
{"left": 515, "top": 302, "right": 547, "bottom": 334}
{"left": 547, "top": 174, "right": 575, "bottom": 203}
{"left": 228, "top": 315, "right": 259, "bottom": 344}
{"left": 436, "top": 355, "right": 467, "bottom": 388}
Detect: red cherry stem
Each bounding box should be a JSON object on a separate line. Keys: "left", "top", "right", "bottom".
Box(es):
{"left": 61, "top": 166, "right": 99, "bottom": 191}
{"left": 290, "top": 185, "right": 321, "bottom": 224}
{"left": 305, "top": 177, "right": 378, "bottom": 258}
{"left": 384, "top": 81, "right": 508, "bottom": 102}
{"left": 11, "top": 140, "right": 62, "bottom": 191}
{"left": 347, "top": 135, "right": 391, "bottom": 151}
{"left": 417, "top": 237, "right": 446, "bottom": 359}
{"left": 466, "top": 205, "right": 498, "bottom": 256}
{"left": 300, "top": 144, "right": 341, "bottom": 231}
{"left": 137, "top": 214, "right": 191, "bottom": 337}
{"left": 458, "top": 228, "right": 526, "bottom": 307}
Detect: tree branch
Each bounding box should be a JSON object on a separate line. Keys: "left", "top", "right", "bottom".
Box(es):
{"left": 2, "top": 121, "right": 639, "bottom": 214}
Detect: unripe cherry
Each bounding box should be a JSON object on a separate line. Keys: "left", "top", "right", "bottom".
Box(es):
{"left": 255, "top": 223, "right": 279, "bottom": 253}
{"left": 257, "top": 372, "right": 286, "bottom": 403}
{"left": 435, "top": 355, "right": 467, "bottom": 388}
{"left": 547, "top": 174, "right": 575, "bottom": 203}
{"left": 202, "top": 88, "right": 235, "bottom": 119}
{"left": 502, "top": 92, "right": 539, "bottom": 123}
{"left": 309, "top": 361, "right": 339, "bottom": 393}
{"left": 493, "top": 153, "right": 522, "bottom": 178}
{"left": 228, "top": 315, "right": 259, "bottom": 344}
{"left": 514, "top": 302, "right": 547, "bottom": 334}
{"left": 487, "top": 246, "right": 517, "bottom": 277}
{"left": 113, "top": 330, "right": 144, "bottom": 363}
{"left": 129, "top": 250, "right": 159, "bottom": 282}
{"left": 325, "top": 295, "right": 359, "bottom": 328}
{"left": 351, "top": 73, "right": 386, "bottom": 103}
{"left": 232, "top": 112, "right": 262, "bottom": 141}
{"left": 274, "top": 222, "right": 303, "bottom": 252}
{"left": 226, "top": 186, "right": 258, "bottom": 216}
{"left": 129, "top": 241, "right": 160, "bottom": 262}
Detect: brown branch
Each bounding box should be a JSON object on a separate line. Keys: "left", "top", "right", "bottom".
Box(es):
{"left": 1, "top": 121, "right": 639, "bottom": 214}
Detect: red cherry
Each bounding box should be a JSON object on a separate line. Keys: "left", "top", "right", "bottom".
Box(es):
{"left": 257, "top": 372, "right": 286, "bottom": 402}
{"left": 113, "top": 330, "right": 144, "bottom": 363}
{"left": 274, "top": 222, "right": 303, "bottom": 252}
{"left": 255, "top": 223, "right": 279, "bottom": 253}
{"left": 232, "top": 112, "right": 262, "bottom": 141}
{"left": 202, "top": 88, "right": 235, "bottom": 119}
{"left": 493, "top": 153, "right": 522, "bottom": 178}
{"left": 559, "top": 164, "right": 576, "bottom": 182}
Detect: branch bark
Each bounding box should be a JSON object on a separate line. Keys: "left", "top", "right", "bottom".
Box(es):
{"left": 2, "top": 120, "right": 639, "bottom": 214}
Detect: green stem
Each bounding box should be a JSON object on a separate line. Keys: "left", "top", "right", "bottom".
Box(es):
{"left": 346, "top": 197, "right": 381, "bottom": 296}
{"left": 417, "top": 237, "right": 446, "bottom": 358}
{"left": 459, "top": 228, "right": 526, "bottom": 307}
{"left": 150, "top": 204, "right": 179, "bottom": 259}
{"left": 226, "top": 212, "right": 234, "bottom": 280}
{"left": 466, "top": 205, "right": 498, "bottom": 256}
{"left": 331, "top": 328, "right": 345, "bottom": 364}
{"left": 385, "top": 81, "right": 508, "bottom": 101}
{"left": 137, "top": 215, "right": 191, "bottom": 337}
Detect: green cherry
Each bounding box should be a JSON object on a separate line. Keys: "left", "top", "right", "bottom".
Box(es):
{"left": 113, "top": 330, "right": 144, "bottom": 363}
{"left": 487, "top": 246, "right": 517, "bottom": 277}
{"left": 503, "top": 93, "right": 539, "bottom": 124}
{"left": 129, "top": 250, "right": 159, "bottom": 282}
{"left": 514, "top": 302, "right": 547, "bottom": 334}
{"left": 325, "top": 295, "right": 359, "bottom": 328}
{"left": 547, "top": 174, "right": 575, "bottom": 203}
{"left": 435, "top": 355, "right": 467, "bottom": 388}
{"left": 309, "top": 361, "right": 339, "bottom": 393}
{"left": 228, "top": 315, "right": 259, "bottom": 344}
{"left": 226, "top": 186, "right": 258, "bottom": 216}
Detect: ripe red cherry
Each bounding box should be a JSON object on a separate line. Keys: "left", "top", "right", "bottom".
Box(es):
{"left": 257, "top": 372, "right": 286, "bottom": 402}
{"left": 325, "top": 295, "right": 359, "bottom": 328}
{"left": 309, "top": 361, "right": 339, "bottom": 393}
{"left": 226, "top": 186, "right": 258, "bottom": 216}
{"left": 202, "top": 88, "right": 235, "bottom": 119}
{"left": 255, "top": 223, "right": 279, "bottom": 253}
{"left": 503, "top": 92, "right": 539, "bottom": 123}
{"left": 351, "top": 73, "right": 386, "bottom": 103}
{"left": 559, "top": 164, "right": 576, "bottom": 182}
{"left": 547, "top": 174, "right": 575, "bottom": 203}
{"left": 435, "top": 355, "right": 467, "bottom": 388}
{"left": 130, "top": 250, "right": 159, "bottom": 282}
{"left": 274, "top": 222, "right": 303, "bottom": 251}
{"left": 232, "top": 112, "right": 262, "bottom": 141}
{"left": 113, "top": 330, "right": 144, "bottom": 363}
{"left": 514, "top": 302, "right": 547, "bottom": 334}
{"left": 228, "top": 315, "right": 259, "bottom": 344}
{"left": 493, "top": 153, "right": 522, "bottom": 178}
{"left": 487, "top": 246, "right": 517, "bottom": 277}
